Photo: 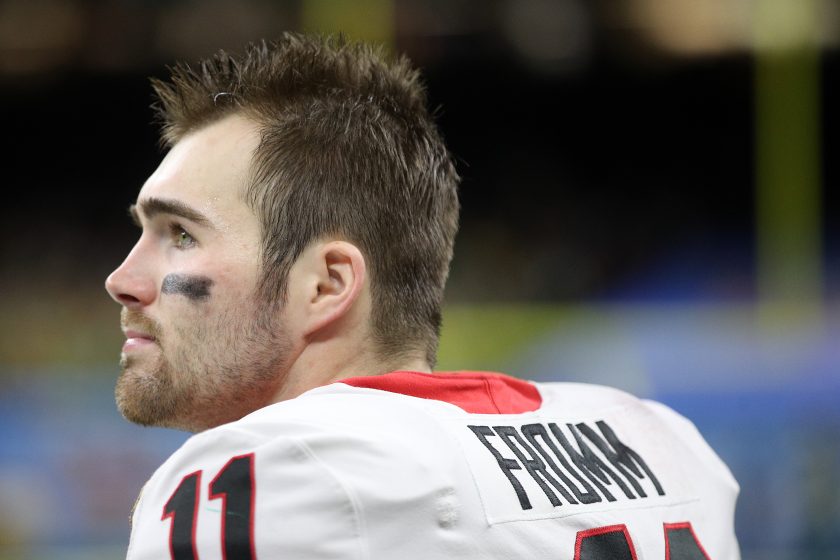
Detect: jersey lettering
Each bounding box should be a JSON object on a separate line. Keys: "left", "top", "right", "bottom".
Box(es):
{"left": 469, "top": 420, "right": 665, "bottom": 511}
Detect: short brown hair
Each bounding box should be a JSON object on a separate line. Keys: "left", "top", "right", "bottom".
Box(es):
{"left": 150, "top": 33, "right": 460, "bottom": 366}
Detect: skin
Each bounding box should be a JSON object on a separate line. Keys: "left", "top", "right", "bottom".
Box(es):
{"left": 105, "top": 114, "right": 430, "bottom": 432}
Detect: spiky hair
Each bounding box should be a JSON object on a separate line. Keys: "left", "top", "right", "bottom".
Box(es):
{"left": 150, "top": 33, "right": 460, "bottom": 366}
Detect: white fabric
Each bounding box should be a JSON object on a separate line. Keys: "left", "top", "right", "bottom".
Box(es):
{"left": 126, "top": 380, "right": 740, "bottom": 559}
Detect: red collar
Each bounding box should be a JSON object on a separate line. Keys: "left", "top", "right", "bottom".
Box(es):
{"left": 339, "top": 371, "right": 542, "bottom": 414}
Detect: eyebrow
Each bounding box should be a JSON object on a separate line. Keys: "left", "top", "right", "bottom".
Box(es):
{"left": 128, "top": 197, "right": 214, "bottom": 229}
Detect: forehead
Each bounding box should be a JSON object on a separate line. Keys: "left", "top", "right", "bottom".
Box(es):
{"left": 137, "top": 114, "right": 261, "bottom": 221}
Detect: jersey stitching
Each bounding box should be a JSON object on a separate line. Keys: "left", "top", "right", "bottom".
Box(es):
{"left": 443, "top": 398, "right": 703, "bottom": 527}
{"left": 291, "top": 436, "right": 370, "bottom": 560}
{"left": 141, "top": 425, "right": 368, "bottom": 560}
{"left": 483, "top": 377, "right": 503, "bottom": 414}
{"left": 400, "top": 396, "right": 496, "bottom": 530}
{"left": 487, "top": 495, "right": 702, "bottom": 525}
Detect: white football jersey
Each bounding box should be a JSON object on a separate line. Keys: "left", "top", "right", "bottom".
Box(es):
{"left": 126, "top": 371, "right": 740, "bottom": 559}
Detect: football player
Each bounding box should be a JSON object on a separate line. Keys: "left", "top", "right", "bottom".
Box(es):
{"left": 106, "top": 34, "right": 739, "bottom": 559}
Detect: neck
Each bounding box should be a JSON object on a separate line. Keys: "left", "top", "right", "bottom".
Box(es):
{"left": 270, "top": 339, "right": 431, "bottom": 404}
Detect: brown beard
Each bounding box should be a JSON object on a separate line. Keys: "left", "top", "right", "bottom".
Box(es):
{"left": 114, "top": 303, "right": 290, "bottom": 432}
{"left": 115, "top": 308, "right": 193, "bottom": 428}
{"left": 116, "top": 352, "right": 188, "bottom": 427}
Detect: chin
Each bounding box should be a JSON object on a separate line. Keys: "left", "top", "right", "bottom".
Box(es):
{"left": 115, "top": 363, "right": 185, "bottom": 429}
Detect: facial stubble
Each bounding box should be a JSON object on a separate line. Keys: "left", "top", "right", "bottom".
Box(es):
{"left": 116, "top": 288, "right": 290, "bottom": 432}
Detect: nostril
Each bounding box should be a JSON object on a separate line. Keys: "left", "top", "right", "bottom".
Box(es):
{"left": 118, "top": 293, "right": 142, "bottom": 305}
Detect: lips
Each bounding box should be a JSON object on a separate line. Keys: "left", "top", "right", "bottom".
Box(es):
{"left": 124, "top": 329, "right": 155, "bottom": 340}
{"left": 122, "top": 329, "right": 158, "bottom": 352}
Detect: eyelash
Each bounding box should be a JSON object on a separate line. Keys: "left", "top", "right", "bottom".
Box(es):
{"left": 169, "top": 222, "right": 196, "bottom": 249}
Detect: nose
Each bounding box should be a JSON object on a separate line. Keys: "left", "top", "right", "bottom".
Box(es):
{"left": 105, "top": 242, "right": 157, "bottom": 308}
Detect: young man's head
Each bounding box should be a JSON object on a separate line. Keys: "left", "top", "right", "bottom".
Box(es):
{"left": 105, "top": 34, "right": 460, "bottom": 432}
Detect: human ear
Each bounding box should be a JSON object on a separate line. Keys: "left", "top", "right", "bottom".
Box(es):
{"left": 299, "top": 240, "right": 367, "bottom": 337}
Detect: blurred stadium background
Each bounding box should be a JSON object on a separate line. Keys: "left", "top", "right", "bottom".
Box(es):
{"left": 1, "top": 0, "right": 838, "bottom": 558}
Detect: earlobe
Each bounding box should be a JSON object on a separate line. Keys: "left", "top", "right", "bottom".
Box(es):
{"left": 304, "top": 241, "right": 367, "bottom": 337}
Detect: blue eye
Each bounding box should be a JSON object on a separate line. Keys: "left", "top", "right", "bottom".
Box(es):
{"left": 170, "top": 223, "right": 196, "bottom": 249}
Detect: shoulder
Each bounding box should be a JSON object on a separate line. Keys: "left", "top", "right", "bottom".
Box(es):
{"left": 533, "top": 380, "right": 645, "bottom": 407}
{"left": 127, "top": 384, "right": 460, "bottom": 559}
{"left": 129, "top": 412, "right": 361, "bottom": 559}
{"left": 640, "top": 398, "right": 740, "bottom": 492}
{"left": 532, "top": 380, "right": 665, "bottom": 418}
{"left": 153, "top": 381, "right": 455, "bottom": 503}
{"left": 533, "top": 380, "right": 739, "bottom": 490}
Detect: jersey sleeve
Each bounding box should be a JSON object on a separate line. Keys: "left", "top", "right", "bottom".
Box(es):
{"left": 125, "top": 387, "right": 485, "bottom": 560}
{"left": 126, "top": 423, "right": 366, "bottom": 560}
{"left": 641, "top": 398, "right": 741, "bottom": 559}
{"left": 642, "top": 399, "right": 740, "bottom": 493}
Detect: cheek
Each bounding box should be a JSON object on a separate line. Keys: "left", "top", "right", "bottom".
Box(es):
{"left": 158, "top": 264, "right": 260, "bottom": 329}
{"left": 161, "top": 273, "right": 213, "bottom": 301}
{"left": 214, "top": 264, "right": 261, "bottom": 300}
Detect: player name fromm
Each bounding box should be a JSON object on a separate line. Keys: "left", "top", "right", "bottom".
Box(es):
{"left": 468, "top": 421, "right": 666, "bottom": 511}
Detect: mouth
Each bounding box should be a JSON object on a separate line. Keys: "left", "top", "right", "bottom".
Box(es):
{"left": 122, "top": 329, "right": 158, "bottom": 352}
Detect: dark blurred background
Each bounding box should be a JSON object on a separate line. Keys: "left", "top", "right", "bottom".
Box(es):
{"left": 0, "top": 0, "right": 838, "bottom": 558}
